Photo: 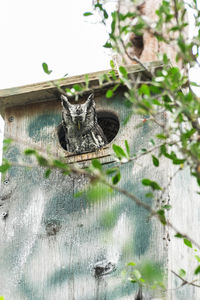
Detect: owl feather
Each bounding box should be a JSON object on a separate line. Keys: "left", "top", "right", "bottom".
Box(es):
{"left": 61, "top": 93, "right": 107, "bottom": 154}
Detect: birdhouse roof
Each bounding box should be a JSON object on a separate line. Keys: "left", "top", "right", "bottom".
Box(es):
{"left": 0, "top": 61, "right": 163, "bottom": 116}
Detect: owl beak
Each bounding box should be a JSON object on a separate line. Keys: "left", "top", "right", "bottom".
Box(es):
{"left": 74, "top": 116, "right": 83, "bottom": 129}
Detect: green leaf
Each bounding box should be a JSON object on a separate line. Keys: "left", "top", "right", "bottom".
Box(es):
{"left": 106, "top": 167, "right": 119, "bottom": 175}
{"left": 194, "top": 265, "right": 200, "bottom": 275}
{"left": 53, "top": 160, "right": 68, "bottom": 169}
{"left": 3, "top": 138, "right": 12, "bottom": 151}
{"left": 87, "top": 182, "right": 111, "bottom": 202}
{"left": 112, "top": 84, "right": 120, "bottom": 92}
{"left": 119, "top": 66, "right": 128, "bottom": 78}
{"left": 139, "top": 262, "right": 163, "bottom": 285}
{"left": 139, "top": 84, "right": 150, "bottom": 96}
{"left": 73, "top": 190, "right": 84, "bottom": 198}
{"left": 152, "top": 155, "right": 159, "bottom": 167}
{"left": 103, "top": 42, "right": 112, "bottom": 48}
{"left": 190, "top": 81, "right": 200, "bottom": 87}
{"left": 92, "top": 159, "right": 102, "bottom": 171}
{"left": 100, "top": 210, "right": 117, "bottom": 228}
{"left": 112, "top": 171, "right": 121, "bottom": 185}
{"left": 36, "top": 155, "right": 48, "bottom": 167}
{"left": 125, "top": 140, "right": 130, "bottom": 157}
{"left": 65, "top": 88, "right": 74, "bottom": 95}
{"left": 145, "top": 192, "right": 154, "bottom": 198}
{"left": 142, "top": 178, "right": 162, "bottom": 190}
{"left": 150, "top": 139, "right": 155, "bottom": 146}
{"left": 157, "top": 209, "right": 167, "bottom": 225}
{"left": 42, "top": 62, "right": 52, "bottom": 75}
{"left": 179, "top": 269, "right": 186, "bottom": 278}
{"left": 103, "top": 9, "right": 108, "bottom": 19}
{"left": 83, "top": 12, "right": 93, "bottom": 16}
{"left": 127, "top": 262, "right": 136, "bottom": 267}
{"left": 152, "top": 99, "right": 161, "bottom": 106}
{"left": 142, "top": 179, "right": 151, "bottom": 186}
{"left": 183, "top": 238, "right": 192, "bottom": 248}
{"left": 110, "top": 60, "right": 115, "bottom": 69}
{"left": 172, "top": 158, "right": 185, "bottom": 165}
{"left": 73, "top": 84, "right": 83, "bottom": 92}
{"left": 84, "top": 74, "right": 89, "bottom": 89}
{"left": 162, "top": 204, "right": 172, "bottom": 210}
{"left": 195, "top": 255, "right": 200, "bottom": 263}
{"left": 182, "top": 129, "right": 196, "bottom": 142}
{"left": 156, "top": 134, "right": 167, "bottom": 140}
{"left": 106, "top": 89, "right": 113, "bottom": 98}
{"left": 24, "top": 149, "right": 37, "bottom": 155}
{"left": 0, "top": 161, "right": 11, "bottom": 173}
{"left": 109, "top": 69, "right": 117, "bottom": 80}
{"left": 150, "top": 181, "right": 162, "bottom": 190}
{"left": 175, "top": 233, "right": 184, "bottom": 238}
{"left": 112, "top": 144, "right": 127, "bottom": 159}
{"left": 129, "top": 279, "right": 137, "bottom": 284}
{"left": 3, "top": 138, "right": 12, "bottom": 145}
{"left": 44, "top": 168, "right": 51, "bottom": 178}
{"left": 163, "top": 53, "right": 169, "bottom": 64}
{"left": 111, "top": 11, "right": 117, "bottom": 34}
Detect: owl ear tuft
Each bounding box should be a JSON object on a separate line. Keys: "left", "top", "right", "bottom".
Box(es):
{"left": 61, "top": 94, "right": 72, "bottom": 109}
{"left": 85, "top": 93, "right": 95, "bottom": 109}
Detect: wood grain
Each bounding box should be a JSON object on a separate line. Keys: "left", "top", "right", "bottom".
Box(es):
{"left": 0, "top": 61, "right": 164, "bottom": 116}
{"left": 0, "top": 84, "right": 168, "bottom": 299}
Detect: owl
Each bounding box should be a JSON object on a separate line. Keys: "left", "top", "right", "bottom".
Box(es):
{"left": 61, "top": 93, "right": 107, "bottom": 154}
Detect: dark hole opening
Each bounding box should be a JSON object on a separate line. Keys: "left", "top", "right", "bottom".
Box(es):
{"left": 97, "top": 110, "right": 120, "bottom": 143}
{"left": 129, "top": 34, "right": 144, "bottom": 58}
{"left": 57, "top": 110, "right": 120, "bottom": 152}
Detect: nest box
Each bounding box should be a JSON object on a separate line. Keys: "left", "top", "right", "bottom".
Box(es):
{"left": 0, "top": 61, "right": 199, "bottom": 300}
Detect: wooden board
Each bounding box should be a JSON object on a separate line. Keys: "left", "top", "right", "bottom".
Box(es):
{"left": 0, "top": 61, "right": 164, "bottom": 116}
{"left": 0, "top": 88, "right": 168, "bottom": 299}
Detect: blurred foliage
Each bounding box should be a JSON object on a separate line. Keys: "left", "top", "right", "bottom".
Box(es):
{"left": 125, "top": 260, "right": 165, "bottom": 291}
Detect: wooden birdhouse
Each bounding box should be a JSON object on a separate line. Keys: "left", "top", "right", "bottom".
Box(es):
{"left": 0, "top": 61, "right": 199, "bottom": 300}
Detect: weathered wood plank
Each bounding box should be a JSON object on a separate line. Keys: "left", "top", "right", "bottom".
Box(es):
{"left": 0, "top": 88, "right": 167, "bottom": 299}
{"left": 0, "top": 61, "right": 164, "bottom": 115}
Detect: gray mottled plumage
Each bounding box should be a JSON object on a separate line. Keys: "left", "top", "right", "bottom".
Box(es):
{"left": 61, "top": 93, "right": 107, "bottom": 154}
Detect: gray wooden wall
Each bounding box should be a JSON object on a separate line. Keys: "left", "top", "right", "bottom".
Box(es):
{"left": 0, "top": 90, "right": 168, "bottom": 299}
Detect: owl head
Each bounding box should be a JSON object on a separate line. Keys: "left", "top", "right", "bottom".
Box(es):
{"left": 61, "top": 93, "right": 96, "bottom": 129}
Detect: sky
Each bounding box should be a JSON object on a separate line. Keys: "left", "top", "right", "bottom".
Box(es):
{"left": 0, "top": 0, "right": 113, "bottom": 155}
{"left": 0, "top": 0, "right": 112, "bottom": 89}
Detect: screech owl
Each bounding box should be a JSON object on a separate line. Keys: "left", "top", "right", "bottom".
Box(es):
{"left": 61, "top": 93, "right": 107, "bottom": 154}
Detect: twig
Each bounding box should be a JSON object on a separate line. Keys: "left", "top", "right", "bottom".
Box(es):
{"left": 171, "top": 270, "right": 200, "bottom": 288}
{"left": 7, "top": 156, "right": 200, "bottom": 250}
{"left": 127, "top": 140, "right": 176, "bottom": 163}
{"left": 115, "top": 4, "right": 153, "bottom": 79}
{"left": 173, "top": 0, "right": 180, "bottom": 27}
{"left": 158, "top": 166, "right": 182, "bottom": 204}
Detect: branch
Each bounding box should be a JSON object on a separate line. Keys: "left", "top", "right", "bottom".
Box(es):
{"left": 172, "top": 0, "right": 180, "bottom": 27}
{"left": 158, "top": 166, "right": 182, "bottom": 204}
{"left": 115, "top": 4, "right": 153, "bottom": 80}
{"left": 7, "top": 154, "right": 200, "bottom": 250}
{"left": 171, "top": 270, "right": 200, "bottom": 289}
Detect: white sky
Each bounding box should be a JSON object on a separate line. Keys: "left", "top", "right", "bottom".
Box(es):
{"left": 0, "top": 0, "right": 112, "bottom": 90}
